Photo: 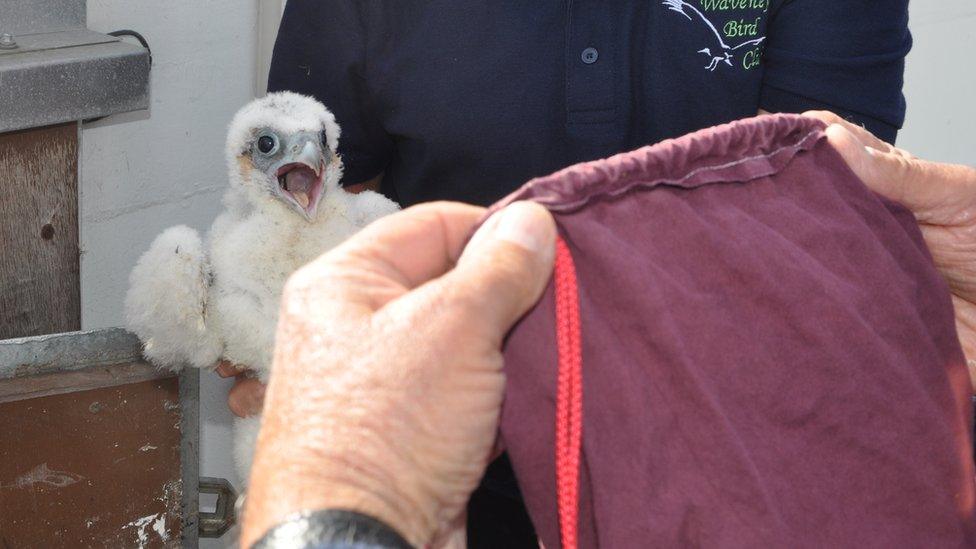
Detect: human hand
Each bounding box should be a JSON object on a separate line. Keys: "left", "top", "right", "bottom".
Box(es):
{"left": 240, "top": 201, "right": 557, "bottom": 547}
{"left": 215, "top": 361, "right": 266, "bottom": 418}
{"left": 806, "top": 111, "right": 976, "bottom": 391}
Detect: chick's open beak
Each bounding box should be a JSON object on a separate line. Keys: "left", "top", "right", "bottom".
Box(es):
{"left": 274, "top": 139, "right": 327, "bottom": 221}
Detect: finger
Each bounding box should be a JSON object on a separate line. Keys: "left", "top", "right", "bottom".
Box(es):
{"left": 392, "top": 201, "right": 557, "bottom": 347}
{"left": 342, "top": 182, "right": 368, "bottom": 194}
{"left": 803, "top": 110, "right": 894, "bottom": 154}
{"left": 216, "top": 360, "right": 244, "bottom": 378}
{"left": 228, "top": 377, "right": 267, "bottom": 418}
{"left": 825, "top": 123, "right": 976, "bottom": 224}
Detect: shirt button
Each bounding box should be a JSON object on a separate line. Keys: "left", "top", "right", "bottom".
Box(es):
{"left": 581, "top": 47, "right": 599, "bottom": 65}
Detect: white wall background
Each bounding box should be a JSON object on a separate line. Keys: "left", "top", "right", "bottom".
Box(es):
{"left": 899, "top": 1, "right": 976, "bottom": 165}
{"left": 81, "top": 1, "right": 262, "bottom": 546}
{"left": 76, "top": 0, "right": 973, "bottom": 546}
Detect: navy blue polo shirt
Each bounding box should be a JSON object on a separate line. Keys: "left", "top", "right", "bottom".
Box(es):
{"left": 269, "top": 1, "right": 910, "bottom": 208}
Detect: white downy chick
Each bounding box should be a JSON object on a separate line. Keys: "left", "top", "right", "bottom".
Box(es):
{"left": 126, "top": 92, "right": 400, "bottom": 478}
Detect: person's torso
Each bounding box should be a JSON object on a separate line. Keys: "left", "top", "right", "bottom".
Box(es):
{"left": 358, "top": 1, "right": 778, "bottom": 206}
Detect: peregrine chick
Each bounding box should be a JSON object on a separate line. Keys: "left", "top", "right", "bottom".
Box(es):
{"left": 125, "top": 92, "right": 400, "bottom": 478}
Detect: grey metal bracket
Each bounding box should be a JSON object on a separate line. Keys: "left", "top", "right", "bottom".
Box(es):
{"left": 198, "top": 476, "right": 239, "bottom": 538}
{"left": 0, "top": 0, "right": 151, "bottom": 133}
{"left": 0, "top": 28, "right": 117, "bottom": 57}
{"left": 0, "top": 327, "right": 143, "bottom": 378}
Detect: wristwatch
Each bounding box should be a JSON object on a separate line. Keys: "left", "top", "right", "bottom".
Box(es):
{"left": 251, "top": 509, "right": 414, "bottom": 549}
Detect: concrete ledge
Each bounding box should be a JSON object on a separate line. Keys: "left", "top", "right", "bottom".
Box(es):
{"left": 0, "top": 39, "right": 150, "bottom": 133}
{"left": 0, "top": 327, "right": 143, "bottom": 378}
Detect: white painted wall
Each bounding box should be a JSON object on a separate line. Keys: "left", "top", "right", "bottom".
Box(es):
{"left": 255, "top": 0, "right": 286, "bottom": 97}
{"left": 81, "top": 1, "right": 259, "bottom": 546}
{"left": 900, "top": 1, "right": 976, "bottom": 165}
{"left": 75, "top": 1, "right": 972, "bottom": 546}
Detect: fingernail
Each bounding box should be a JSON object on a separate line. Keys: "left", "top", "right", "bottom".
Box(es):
{"left": 462, "top": 202, "right": 552, "bottom": 261}
{"left": 493, "top": 202, "right": 551, "bottom": 253}
{"left": 865, "top": 146, "right": 876, "bottom": 156}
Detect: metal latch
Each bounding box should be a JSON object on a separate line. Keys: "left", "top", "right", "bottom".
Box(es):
{"left": 199, "top": 477, "right": 238, "bottom": 538}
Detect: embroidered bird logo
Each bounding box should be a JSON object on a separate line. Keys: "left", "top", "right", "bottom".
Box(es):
{"left": 662, "top": 0, "right": 766, "bottom": 71}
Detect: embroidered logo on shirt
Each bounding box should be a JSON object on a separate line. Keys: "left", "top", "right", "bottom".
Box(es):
{"left": 662, "top": 0, "right": 766, "bottom": 71}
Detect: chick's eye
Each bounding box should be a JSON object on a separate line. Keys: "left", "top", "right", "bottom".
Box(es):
{"left": 257, "top": 135, "right": 276, "bottom": 154}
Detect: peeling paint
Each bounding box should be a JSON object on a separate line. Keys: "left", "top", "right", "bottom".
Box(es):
{"left": 0, "top": 463, "right": 85, "bottom": 490}
{"left": 123, "top": 512, "right": 168, "bottom": 547}
{"left": 139, "top": 443, "right": 158, "bottom": 452}
{"left": 158, "top": 478, "right": 182, "bottom": 508}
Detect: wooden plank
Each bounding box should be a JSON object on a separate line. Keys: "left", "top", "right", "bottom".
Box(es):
{"left": 0, "top": 123, "right": 80, "bottom": 339}
{"left": 0, "top": 375, "right": 184, "bottom": 547}
{"left": 0, "top": 361, "right": 171, "bottom": 404}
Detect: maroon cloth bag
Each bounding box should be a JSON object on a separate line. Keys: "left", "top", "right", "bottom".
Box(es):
{"left": 489, "top": 114, "right": 976, "bottom": 548}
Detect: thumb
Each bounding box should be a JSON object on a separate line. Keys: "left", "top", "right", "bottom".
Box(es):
{"left": 826, "top": 123, "right": 976, "bottom": 224}
{"left": 442, "top": 201, "right": 557, "bottom": 344}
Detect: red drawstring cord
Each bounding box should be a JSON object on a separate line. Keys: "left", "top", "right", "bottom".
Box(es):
{"left": 554, "top": 238, "right": 582, "bottom": 549}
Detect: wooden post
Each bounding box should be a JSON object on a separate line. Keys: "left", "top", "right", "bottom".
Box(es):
{"left": 0, "top": 123, "right": 80, "bottom": 339}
